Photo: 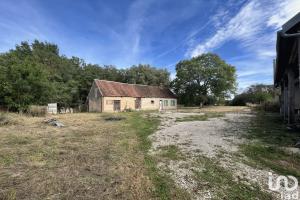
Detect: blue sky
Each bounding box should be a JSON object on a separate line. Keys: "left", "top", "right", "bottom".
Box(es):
{"left": 0, "top": 0, "right": 299, "bottom": 91}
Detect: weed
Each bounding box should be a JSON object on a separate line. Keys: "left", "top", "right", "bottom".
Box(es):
{"left": 240, "top": 143, "right": 300, "bottom": 179}
{"left": 0, "top": 153, "right": 15, "bottom": 166}
{"left": 193, "top": 155, "right": 272, "bottom": 199}
{"left": 238, "top": 112, "right": 300, "bottom": 178}
{"left": 159, "top": 145, "right": 185, "bottom": 160}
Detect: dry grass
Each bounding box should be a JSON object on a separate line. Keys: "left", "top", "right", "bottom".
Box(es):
{"left": 0, "top": 113, "right": 153, "bottom": 199}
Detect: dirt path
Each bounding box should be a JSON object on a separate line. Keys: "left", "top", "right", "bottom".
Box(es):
{"left": 149, "top": 111, "right": 290, "bottom": 199}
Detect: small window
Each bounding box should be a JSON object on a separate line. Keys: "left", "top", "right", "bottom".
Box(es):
{"left": 164, "top": 100, "right": 168, "bottom": 106}
{"left": 151, "top": 100, "right": 155, "bottom": 104}
{"left": 171, "top": 100, "right": 176, "bottom": 106}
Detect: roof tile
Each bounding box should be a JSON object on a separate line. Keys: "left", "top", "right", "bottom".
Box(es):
{"left": 94, "top": 80, "right": 176, "bottom": 98}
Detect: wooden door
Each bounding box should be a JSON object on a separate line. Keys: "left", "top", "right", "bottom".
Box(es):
{"left": 113, "top": 100, "right": 121, "bottom": 111}
{"left": 135, "top": 98, "right": 141, "bottom": 109}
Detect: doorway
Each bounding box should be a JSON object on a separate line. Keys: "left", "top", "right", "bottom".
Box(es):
{"left": 159, "top": 100, "right": 163, "bottom": 111}
{"left": 113, "top": 100, "right": 121, "bottom": 111}
{"left": 135, "top": 98, "right": 141, "bottom": 109}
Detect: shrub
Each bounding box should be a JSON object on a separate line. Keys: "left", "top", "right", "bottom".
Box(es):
{"left": 27, "top": 105, "right": 47, "bottom": 117}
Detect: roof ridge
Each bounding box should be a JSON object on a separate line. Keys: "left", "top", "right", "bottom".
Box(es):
{"left": 94, "top": 79, "right": 163, "bottom": 88}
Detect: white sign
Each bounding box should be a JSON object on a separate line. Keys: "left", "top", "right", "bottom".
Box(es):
{"left": 47, "top": 103, "right": 57, "bottom": 114}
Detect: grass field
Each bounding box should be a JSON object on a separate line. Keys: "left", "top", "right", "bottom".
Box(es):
{"left": 0, "top": 108, "right": 299, "bottom": 200}
{"left": 0, "top": 112, "right": 187, "bottom": 200}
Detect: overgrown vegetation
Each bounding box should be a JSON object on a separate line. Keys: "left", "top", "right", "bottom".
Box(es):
{"left": 193, "top": 156, "right": 273, "bottom": 199}
{"left": 239, "top": 112, "right": 300, "bottom": 179}
{"left": 176, "top": 113, "right": 224, "bottom": 122}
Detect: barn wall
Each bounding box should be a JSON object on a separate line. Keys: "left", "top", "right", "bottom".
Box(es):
{"left": 88, "top": 82, "right": 102, "bottom": 112}
{"left": 102, "top": 97, "right": 177, "bottom": 112}
{"left": 141, "top": 98, "right": 160, "bottom": 110}
{"left": 102, "top": 97, "right": 136, "bottom": 112}
{"left": 141, "top": 98, "right": 177, "bottom": 110}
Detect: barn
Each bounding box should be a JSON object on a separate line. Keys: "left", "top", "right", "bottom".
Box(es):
{"left": 87, "top": 79, "right": 177, "bottom": 112}
{"left": 274, "top": 12, "right": 300, "bottom": 125}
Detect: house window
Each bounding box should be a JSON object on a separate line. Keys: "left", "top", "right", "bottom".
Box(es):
{"left": 171, "top": 100, "right": 176, "bottom": 106}
{"left": 151, "top": 100, "right": 155, "bottom": 104}
{"left": 164, "top": 100, "right": 168, "bottom": 106}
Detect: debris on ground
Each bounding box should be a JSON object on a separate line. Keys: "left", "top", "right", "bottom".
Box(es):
{"left": 104, "top": 116, "right": 126, "bottom": 121}
{"left": 295, "top": 140, "right": 300, "bottom": 148}
{"left": 44, "top": 118, "right": 64, "bottom": 127}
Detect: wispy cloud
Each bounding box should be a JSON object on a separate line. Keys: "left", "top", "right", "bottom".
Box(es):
{"left": 267, "top": 0, "right": 300, "bottom": 29}
{"left": 187, "top": 0, "right": 300, "bottom": 58}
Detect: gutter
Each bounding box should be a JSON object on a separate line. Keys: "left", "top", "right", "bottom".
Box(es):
{"left": 281, "top": 32, "right": 300, "bottom": 38}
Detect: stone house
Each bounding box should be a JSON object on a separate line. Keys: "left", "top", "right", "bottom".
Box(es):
{"left": 274, "top": 12, "right": 300, "bottom": 124}
{"left": 87, "top": 79, "right": 177, "bottom": 112}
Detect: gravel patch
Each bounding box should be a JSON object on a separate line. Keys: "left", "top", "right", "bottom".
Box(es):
{"left": 149, "top": 111, "right": 294, "bottom": 199}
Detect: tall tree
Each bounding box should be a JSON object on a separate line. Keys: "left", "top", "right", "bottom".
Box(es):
{"left": 173, "top": 53, "right": 237, "bottom": 106}
{"left": 124, "top": 64, "right": 170, "bottom": 87}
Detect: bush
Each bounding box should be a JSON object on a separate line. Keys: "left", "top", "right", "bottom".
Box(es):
{"left": 27, "top": 105, "right": 47, "bottom": 117}
{"left": 230, "top": 93, "right": 248, "bottom": 106}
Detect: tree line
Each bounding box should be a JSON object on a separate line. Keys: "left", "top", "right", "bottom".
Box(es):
{"left": 0, "top": 40, "right": 238, "bottom": 111}
{"left": 231, "top": 84, "right": 278, "bottom": 106}
{"left": 0, "top": 40, "right": 170, "bottom": 111}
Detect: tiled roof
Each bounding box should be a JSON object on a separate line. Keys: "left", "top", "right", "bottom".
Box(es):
{"left": 94, "top": 79, "right": 176, "bottom": 98}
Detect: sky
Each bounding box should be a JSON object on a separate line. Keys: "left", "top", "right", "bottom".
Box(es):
{"left": 0, "top": 0, "right": 299, "bottom": 91}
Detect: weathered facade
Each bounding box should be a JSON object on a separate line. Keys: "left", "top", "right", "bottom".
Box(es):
{"left": 87, "top": 80, "right": 177, "bottom": 112}
{"left": 274, "top": 12, "right": 300, "bottom": 124}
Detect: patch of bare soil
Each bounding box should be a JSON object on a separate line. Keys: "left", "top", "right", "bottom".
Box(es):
{"left": 149, "top": 111, "right": 291, "bottom": 199}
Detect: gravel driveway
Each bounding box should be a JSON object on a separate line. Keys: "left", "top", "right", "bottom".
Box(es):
{"left": 149, "top": 111, "right": 291, "bottom": 199}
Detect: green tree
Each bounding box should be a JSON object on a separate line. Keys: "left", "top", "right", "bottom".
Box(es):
{"left": 173, "top": 53, "right": 237, "bottom": 106}
{"left": 0, "top": 53, "right": 52, "bottom": 111}
{"left": 231, "top": 84, "right": 276, "bottom": 106}
{"left": 124, "top": 64, "right": 170, "bottom": 87}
